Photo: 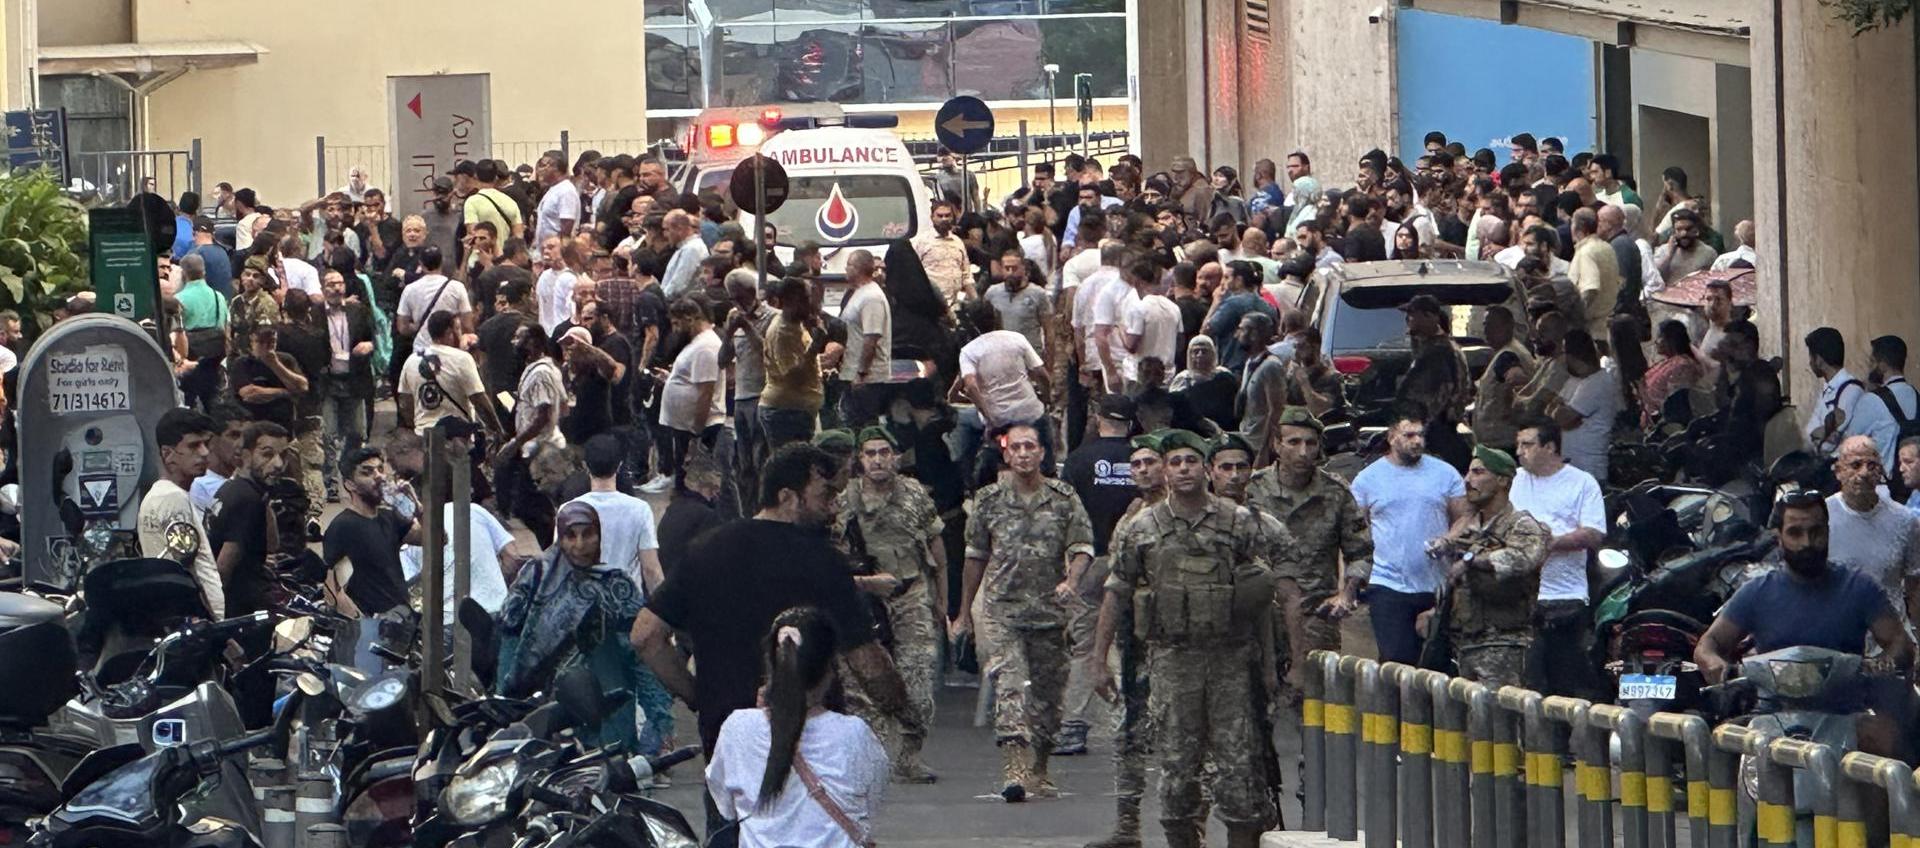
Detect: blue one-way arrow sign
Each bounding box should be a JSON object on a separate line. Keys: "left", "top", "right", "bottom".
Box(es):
{"left": 934, "top": 95, "right": 995, "bottom": 155}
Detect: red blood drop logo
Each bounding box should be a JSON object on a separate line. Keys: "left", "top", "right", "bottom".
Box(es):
{"left": 814, "top": 183, "right": 860, "bottom": 242}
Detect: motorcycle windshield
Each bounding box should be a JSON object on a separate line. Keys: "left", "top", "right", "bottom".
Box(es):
{"left": 61, "top": 751, "right": 162, "bottom": 822}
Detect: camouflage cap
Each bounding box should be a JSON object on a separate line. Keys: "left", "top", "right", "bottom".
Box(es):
{"left": 855, "top": 425, "right": 898, "bottom": 450}
{"left": 1472, "top": 444, "right": 1518, "bottom": 478}
{"left": 244, "top": 255, "right": 270, "bottom": 273}
{"left": 813, "top": 429, "right": 856, "bottom": 451}
{"left": 1158, "top": 429, "right": 1212, "bottom": 459}
{"left": 1274, "top": 405, "right": 1325, "bottom": 435}
{"left": 1212, "top": 432, "right": 1255, "bottom": 460}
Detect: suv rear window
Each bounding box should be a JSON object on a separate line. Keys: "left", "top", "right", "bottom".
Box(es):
{"left": 1328, "top": 282, "right": 1515, "bottom": 351}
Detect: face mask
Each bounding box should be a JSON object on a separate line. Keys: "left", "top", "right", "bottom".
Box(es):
{"left": 1783, "top": 544, "right": 1828, "bottom": 577}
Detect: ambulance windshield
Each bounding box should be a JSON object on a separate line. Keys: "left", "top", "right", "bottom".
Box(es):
{"left": 764, "top": 174, "right": 917, "bottom": 247}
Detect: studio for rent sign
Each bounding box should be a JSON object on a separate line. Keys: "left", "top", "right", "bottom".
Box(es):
{"left": 388, "top": 74, "right": 492, "bottom": 216}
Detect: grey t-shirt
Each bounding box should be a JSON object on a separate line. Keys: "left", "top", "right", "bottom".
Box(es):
{"left": 839, "top": 283, "right": 892, "bottom": 382}
{"left": 985, "top": 282, "right": 1053, "bottom": 356}
{"left": 731, "top": 305, "right": 775, "bottom": 400}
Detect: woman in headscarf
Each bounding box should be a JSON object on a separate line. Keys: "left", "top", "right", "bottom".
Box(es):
{"left": 496, "top": 501, "right": 673, "bottom": 754}
{"left": 883, "top": 238, "right": 959, "bottom": 385}
{"left": 1284, "top": 174, "right": 1324, "bottom": 235}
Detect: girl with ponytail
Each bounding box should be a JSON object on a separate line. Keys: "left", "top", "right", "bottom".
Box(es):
{"left": 706, "top": 607, "right": 890, "bottom": 848}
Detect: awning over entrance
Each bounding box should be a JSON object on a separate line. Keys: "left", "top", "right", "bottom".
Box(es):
{"left": 37, "top": 40, "right": 267, "bottom": 79}
{"left": 1405, "top": 0, "right": 1749, "bottom": 64}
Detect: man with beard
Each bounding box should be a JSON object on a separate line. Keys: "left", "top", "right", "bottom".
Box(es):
{"left": 1350, "top": 409, "right": 1469, "bottom": 665}
{"left": 630, "top": 444, "right": 917, "bottom": 829}
{"left": 321, "top": 448, "right": 419, "bottom": 619}
{"left": 1245, "top": 407, "right": 1372, "bottom": 695}
{"left": 1427, "top": 446, "right": 1549, "bottom": 687}
{"left": 208, "top": 422, "right": 292, "bottom": 618}
{"left": 1063, "top": 182, "right": 1121, "bottom": 250}
{"left": 1655, "top": 207, "right": 1717, "bottom": 286}
{"left": 956, "top": 422, "right": 1095, "bottom": 803}
{"left": 984, "top": 246, "right": 1053, "bottom": 358}
{"left": 1695, "top": 491, "right": 1914, "bottom": 758}
{"left": 915, "top": 199, "right": 972, "bottom": 310}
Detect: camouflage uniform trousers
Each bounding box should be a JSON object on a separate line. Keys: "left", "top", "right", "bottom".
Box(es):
{"left": 1148, "top": 639, "right": 1276, "bottom": 831}
{"left": 856, "top": 585, "right": 942, "bottom": 759}
{"left": 1275, "top": 578, "right": 1343, "bottom": 695}
{"left": 1456, "top": 639, "right": 1530, "bottom": 689}
{"left": 977, "top": 609, "right": 1070, "bottom": 749}
{"left": 1112, "top": 629, "right": 1152, "bottom": 804}
{"left": 293, "top": 424, "right": 326, "bottom": 521}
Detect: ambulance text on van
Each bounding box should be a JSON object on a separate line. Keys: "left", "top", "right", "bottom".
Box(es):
{"left": 772, "top": 146, "right": 902, "bottom": 167}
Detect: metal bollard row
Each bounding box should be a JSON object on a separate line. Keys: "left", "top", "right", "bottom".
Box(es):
{"left": 1295, "top": 653, "right": 1920, "bottom": 848}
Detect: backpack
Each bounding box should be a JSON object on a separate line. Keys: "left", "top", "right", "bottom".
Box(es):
{"left": 1874, "top": 383, "right": 1920, "bottom": 442}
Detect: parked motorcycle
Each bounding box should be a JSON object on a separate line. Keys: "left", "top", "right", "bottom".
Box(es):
{"left": 0, "top": 595, "right": 89, "bottom": 843}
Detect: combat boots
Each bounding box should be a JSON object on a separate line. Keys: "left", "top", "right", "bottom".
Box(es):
{"left": 892, "top": 745, "right": 938, "bottom": 784}
{"left": 1161, "top": 821, "right": 1203, "bottom": 848}
{"left": 1028, "top": 747, "right": 1059, "bottom": 798}
{"left": 999, "top": 741, "right": 1033, "bottom": 802}
{"left": 1226, "top": 824, "right": 1266, "bottom": 848}
{"left": 1083, "top": 798, "right": 1142, "bottom": 848}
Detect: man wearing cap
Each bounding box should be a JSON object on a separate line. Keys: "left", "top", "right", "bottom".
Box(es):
{"left": 1059, "top": 393, "right": 1140, "bottom": 760}
{"left": 1396, "top": 294, "right": 1473, "bottom": 472}
{"left": 465, "top": 160, "right": 526, "bottom": 243}
{"left": 834, "top": 426, "right": 947, "bottom": 784}
{"left": 956, "top": 421, "right": 1095, "bottom": 803}
{"left": 1428, "top": 446, "right": 1551, "bottom": 687}
{"left": 1093, "top": 428, "right": 1277, "bottom": 848}
{"left": 186, "top": 216, "right": 233, "bottom": 299}
{"left": 1246, "top": 407, "right": 1373, "bottom": 695}
{"left": 231, "top": 255, "right": 281, "bottom": 343}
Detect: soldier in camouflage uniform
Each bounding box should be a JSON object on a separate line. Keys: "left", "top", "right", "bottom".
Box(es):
{"left": 1245, "top": 407, "right": 1374, "bottom": 696}
{"left": 1430, "top": 446, "right": 1549, "bottom": 687}
{"left": 957, "top": 421, "right": 1096, "bottom": 803}
{"left": 835, "top": 427, "right": 948, "bottom": 783}
{"left": 1209, "top": 433, "right": 1256, "bottom": 504}
{"left": 1093, "top": 429, "right": 1279, "bottom": 848}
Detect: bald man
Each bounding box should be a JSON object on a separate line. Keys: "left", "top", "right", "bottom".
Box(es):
{"left": 1712, "top": 219, "right": 1758, "bottom": 271}
{"left": 1825, "top": 435, "right": 1920, "bottom": 630}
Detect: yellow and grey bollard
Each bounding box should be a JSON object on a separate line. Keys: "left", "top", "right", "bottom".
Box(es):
{"left": 1303, "top": 650, "right": 1332, "bottom": 832}
{"left": 1488, "top": 687, "right": 1526, "bottom": 848}
{"left": 1459, "top": 680, "right": 1497, "bottom": 848}
{"left": 1394, "top": 665, "right": 1435, "bottom": 848}
{"left": 1542, "top": 697, "right": 1603, "bottom": 848}
{"left": 1714, "top": 724, "right": 1788, "bottom": 848}
{"left": 1427, "top": 671, "right": 1471, "bottom": 848}
{"left": 1358, "top": 660, "right": 1399, "bottom": 848}
{"left": 1646, "top": 712, "right": 1712, "bottom": 848}
{"left": 1838, "top": 752, "right": 1920, "bottom": 847}
{"left": 1588, "top": 704, "right": 1650, "bottom": 848}
{"left": 1764, "top": 737, "right": 1837, "bottom": 848}
{"left": 260, "top": 785, "right": 295, "bottom": 848}
{"left": 1503, "top": 687, "right": 1563, "bottom": 848}
{"left": 1702, "top": 723, "right": 1739, "bottom": 848}
{"left": 1326, "top": 654, "right": 1362, "bottom": 841}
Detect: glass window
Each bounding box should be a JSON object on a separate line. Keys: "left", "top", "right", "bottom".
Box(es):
{"left": 647, "top": 28, "right": 703, "bottom": 111}
{"left": 1031, "top": 16, "right": 1126, "bottom": 97}
{"left": 764, "top": 174, "right": 918, "bottom": 246}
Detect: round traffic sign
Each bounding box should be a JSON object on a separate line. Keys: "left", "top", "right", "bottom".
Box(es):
{"left": 934, "top": 96, "right": 995, "bottom": 155}
{"left": 729, "top": 154, "right": 790, "bottom": 216}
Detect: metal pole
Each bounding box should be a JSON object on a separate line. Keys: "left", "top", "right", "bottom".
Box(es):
{"left": 420, "top": 428, "right": 445, "bottom": 700}
{"left": 1511, "top": 690, "right": 1562, "bottom": 848}
{"left": 293, "top": 775, "right": 332, "bottom": 848}
{"left": 1397, "top": 666, "right": 1433, "bottom": 848}
{"left": 1490, "top": 695, "right": 1524, "bottom": 848}
{"left": 1648, "top": 712, "right": 1712, "bottom": 848}
{"left": 1644, "top": 728, "right": 1675, "bottom": 848}
{"left": 1463, "top": 683, "right": 1497, "bottom": 848}
{"left": 1017, "top": 120, "right": 1030, "bottom": 191}
{"left": 755, "top": 155, "right": 768, "bottom": 296}
{"left": 190, "top": 138, "right": 202, "bottom": 196}
{"left": 1326, "top": 654, "right": 1360, "bottom": 841}
{"left": 1431, "top": 674, "right": 1470, "bottom": 848}
{"left": 1590, "top": 704, "right": 1647, "bottom": 848}
{"left": 449, "top": 441, "right": 472, "bottom": 693}
{"left": 261, "top": 785, "right": 295, "bottom": 848}
{"left": 1704, "top": 731, "right": 1739, "bottom": 848}
{"left": 560, "top": 130, "right": 570, "bottom": 170}
{"left": 315, "top": 135, "right": 326, "bottom": 198}
{"left": 1302, "top": 650, "right": 1330, "bottom": 832}
{"left": 1359, "top": 661, "right": 1394, "bottom": 848}
{"left": 1047, "top": 70, "right": 1057, "bottom": 137}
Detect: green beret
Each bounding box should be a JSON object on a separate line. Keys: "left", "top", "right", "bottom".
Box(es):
{"left": 855, "top": 426, "right": 897, "bottom": 450}
{"left": 1274, "top": 405, "right": 1324, "bottom": 435}
{"left": 1212, "top": 433, "right": 1255, "bottom": 460}
{"left": 1472, "top": 444, "right": 1518, "bottom": 478}
{"left": 244, "top": 255, "right": 270, "bottom": 273}
{"left": 1158, "top": 429, "right": 1212, "bottom": 459}
{"left": 1129, "top": 433, "right": 1162, "bottom": 454}
{"left": 813, "top": 429, "right": 855, "bottom": 451}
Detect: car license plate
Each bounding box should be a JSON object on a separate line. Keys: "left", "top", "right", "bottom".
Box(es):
{"left": 1618, "top": 674, "right": 1677, "bottom": 701}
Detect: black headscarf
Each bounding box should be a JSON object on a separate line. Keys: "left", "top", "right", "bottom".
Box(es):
{"left": 883, "top": 238, "right": 957, "bottom": 381}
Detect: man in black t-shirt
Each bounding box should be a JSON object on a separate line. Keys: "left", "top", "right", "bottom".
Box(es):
{"left": 321, "top": 447, "right": 419, "bottom": 617}
{"left": 1063, "top": 394, "right": 1140, "bottom": 555}
{"left": 558, "top": 308, "right": 623, "bottom": 445}
{"left": 208, "top": 421, "right": 292, "bottom": 616}
{"left": 630, "top": 444, "right": 918, "bottom": 760}
{"left": 477, "top": 279, "right": 535, "bottom": 415}
{"left": 232, "top": 326, "right": 309, "bottom": 430}
{"left": 473, "top": 237, "right": 533, "bottom": 325}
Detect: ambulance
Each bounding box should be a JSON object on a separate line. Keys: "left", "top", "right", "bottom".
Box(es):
{"left": 742, "top": 116, "right": 932, "bottom": 311}
{"left": 676, "top": 103, "right": 845, "bottom": 196}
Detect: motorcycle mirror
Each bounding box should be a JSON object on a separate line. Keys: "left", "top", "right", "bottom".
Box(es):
{"left": 295, "top": 672, "right": 328, "bottom": 698}
{"left": 1596, "top": 549, "right": 1630, "bottom": 573}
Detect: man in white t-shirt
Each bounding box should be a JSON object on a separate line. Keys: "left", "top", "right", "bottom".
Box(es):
{"left": 563, "top": 434, "right": 665, "bottom": 590}
{"left": 954, "top": 301, "right": 1052, "bottom": 477}
{"left": 1088, "top": 244, "right": 1134, "bottom": 394}
{"left": 1121, "top": 259, "right": 1182, "bottom": 387}
{"left": 533, "top": 150, "right": 581, "bottom": 246}
{"left": 394, "top": 246, "right": 471, "bottom": 351}
{"left": 837, "top": 250, "right": 893, "bottom": 426}
{"left": 401, "top": 500, "right": 521, "bottom": 615}
{"left": 275, "top": 235, "right": 322, "bottom": 298}
{"left": 654, "top": 299, "right": 726, "bottom": 493}
{"left": 141, "top": 408, "right": 226, "bottom": 618}
{"left": 1511, "top": 421, "right": 1605, "bottom": 699}
{"left": 1349, "top": 412, "right": 1468, "bottom": 666}
{"left": 1545, "top": 331, "right": 1619, "bottom": 484}
{"left": 1825, "top": 436, "right": 1920, "bottom": 630}
{"left": 398, "top": 312, "right": 500, "bottom": 437}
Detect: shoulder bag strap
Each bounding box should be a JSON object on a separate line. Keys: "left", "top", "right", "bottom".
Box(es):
{"left": 791, "top": 751, "right": 875, "bottom": 848}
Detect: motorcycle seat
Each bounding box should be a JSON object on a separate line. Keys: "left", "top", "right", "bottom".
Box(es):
{"left": 0, "top": 592, "right": 62, "bottom": 630}
{"left": 1618, "top": 608, "right": 1708, "bottom": 635}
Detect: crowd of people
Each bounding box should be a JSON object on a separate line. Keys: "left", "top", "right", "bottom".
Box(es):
{"left": 103, "top": 126, "right": 1920, "bottom": 848}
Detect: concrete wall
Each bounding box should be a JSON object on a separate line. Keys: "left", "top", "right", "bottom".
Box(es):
{"left": 1279, "top": 0, "right": 1394, "bottom": 174}
{"left": 38, "top": 0, "right": 129, "bottom": 48}
{"left": 129, "top": 0, "right": 646, "bottom": 206}
{"left": 1751, "top": 0, "right": 1919, "bottom": 409}
{"left": 1627, "top": 48, "right": 1754, "bottom": 230}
